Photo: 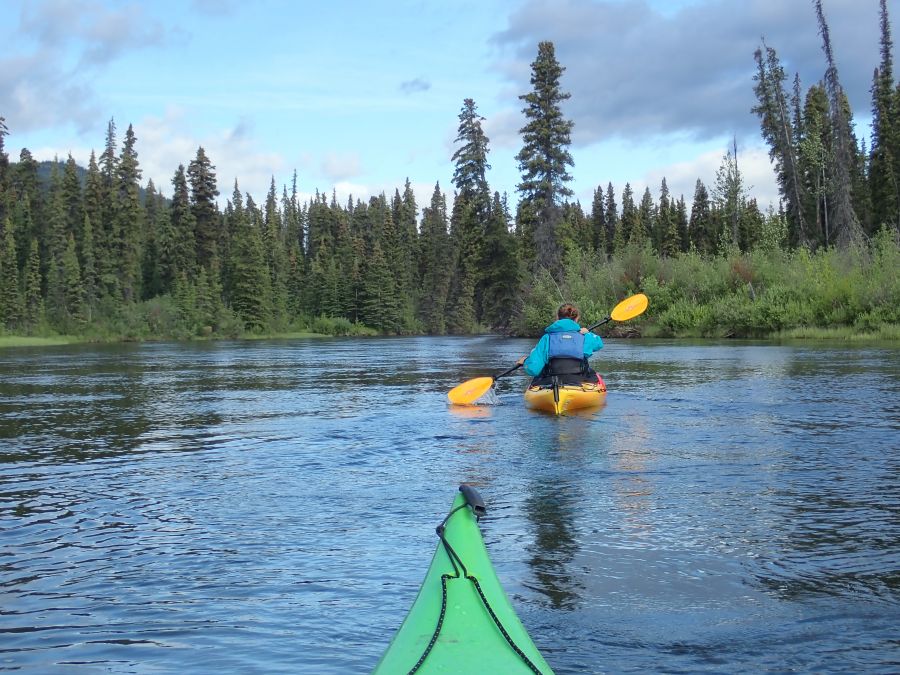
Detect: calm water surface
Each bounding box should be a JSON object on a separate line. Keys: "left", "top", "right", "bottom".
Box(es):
{"left": 1, "top": 337, "right": 898, "bottom": 674}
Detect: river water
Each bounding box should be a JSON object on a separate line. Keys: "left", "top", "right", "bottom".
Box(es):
{"left": 1, "top": 337, "right": 898, "bottom": 674}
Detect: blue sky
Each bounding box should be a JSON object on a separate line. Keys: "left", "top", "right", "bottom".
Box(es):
{"left": 2, "top": 0, "right": 893, "bottom": 214}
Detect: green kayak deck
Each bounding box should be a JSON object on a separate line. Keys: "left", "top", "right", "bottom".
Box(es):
{"left": 374, "top": 486, "right": 554, "bottom": 674}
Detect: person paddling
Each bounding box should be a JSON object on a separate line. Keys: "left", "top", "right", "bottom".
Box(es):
{"left": 516, "top": 303, "right": 604, "bottom": 386}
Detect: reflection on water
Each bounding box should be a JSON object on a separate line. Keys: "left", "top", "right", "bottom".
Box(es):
{"left": 523, "top": 481, "right": 583, "bottom": 610}
{"left": 1, "top": 338, "right": 898, "bottom": 673}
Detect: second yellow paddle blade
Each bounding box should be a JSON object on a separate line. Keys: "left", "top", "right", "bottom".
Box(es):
{"left": 610, "top": 293, "right": 649, "bottom": 322}
{"left": 448, "top": 377, "right": 494, "bottom": 405}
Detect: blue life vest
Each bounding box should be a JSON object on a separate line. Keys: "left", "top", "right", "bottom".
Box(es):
{"left": 547, "top": 330, "right": 585, "bottom": 359}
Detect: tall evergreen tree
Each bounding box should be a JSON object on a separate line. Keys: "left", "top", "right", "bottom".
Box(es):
{"left": 515, "top": 41, "right": 575, "bottom": 276}
{"left": 656, "top": 178, "right": 679, "bottom": 256}
{"left": 590, "top": 186, "right": 607, "bottom": 254}
{"left": 418, "top": 183, "right": 452, "bottom": 334}
{"left": 229, "top": 186, "right": 271, "bottom": 330}
{"left": 752, "top": 43, "right": 808, "bottom": 244}
{"left": 675, "top": 195, "right": 689, "bottom": 253}
{"left": 814, "top": 0, "right": 864, "bottom": 247}
{"left": 81, "top": 214, "right": 97, "bottom": 320}
{"left": 869, "top": 0, "right": 898, "bottom": 232}
{"left": 115, "top": 124, "right": 143, "bottom": 301}
{"left": 451, "top": 99, "right": 492, "bottom": 324}
{"left": 0, "top": 117, "right": 8, "bottom": 223}
{"left": 188, "top": 146, "right": 220, "bottom": 267}
{"left": 633, "top": 187, "right": 654, "bottom": 247}
{"left": 62, "top": 154, "right": 83, "bottom": 247}
{"left": 0, "top": 218, "right": 21, "bottom": 329}
{"left": 98, "top": 119, "right": 119, "bottom": 296}
{"left": 605, "top": 182, "right": 619, "bottom": 254}
{"left": 395, "top": 179, "right": 419, "bottom": 310}
{"left": 689, "top": 179, "right": 714, "bottom": 253}
{"left": 264, "top": 177, "right": 289, "bottom": 325}
{"left": 452, "top": 99, "right": 491, "bottom": 209}
{"left": 480, "top": 192, "right": 522, "bottom": 331}
{"left": 163, "top": 165, "right": 197, "bottom": 291}
{"left": 447, "top": 197, "right": 477, "bottom": 334}
{"left": 619, "top": 183, "right": 638, "bottom": 248}
{"left": 61, "top": 233, "right": 85, "bottom": 326}
{"left": 23, "top": 238, "right": 43, "bottom": 331}
{"left": 83, "top": 151, "right": 104, "bottom": 272}
{"left": 798, "top": 84, "right": 832, "bottom": 247}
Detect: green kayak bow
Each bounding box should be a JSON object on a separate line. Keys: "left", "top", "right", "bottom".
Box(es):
{"left": 373, "top": 485, "right": 554, "bottom": 674}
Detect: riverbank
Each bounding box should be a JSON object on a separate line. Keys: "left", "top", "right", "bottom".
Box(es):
{"left": 0, "top": 331, "right": 328, "bottom": 349}
{"left": 3, "top": 325, "right": 898, "bottom": 350}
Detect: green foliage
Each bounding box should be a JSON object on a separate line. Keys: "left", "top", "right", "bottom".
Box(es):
{"left": 521, "top": 233, "right": 900, "bottom": 338}
{"left": 309, "top": 315, "right": 377, "bottom": 337}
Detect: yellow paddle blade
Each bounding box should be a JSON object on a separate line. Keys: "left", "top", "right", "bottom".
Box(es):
{"left": 610, "top": 293, "right": 649, "bottom": 322}
{"left": 448, "top": 377, "right": 494, "bottom": 405}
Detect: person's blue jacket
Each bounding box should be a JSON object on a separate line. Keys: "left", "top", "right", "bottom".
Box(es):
{"left": 523, "top": 319, "right": 604, "bottom": 377}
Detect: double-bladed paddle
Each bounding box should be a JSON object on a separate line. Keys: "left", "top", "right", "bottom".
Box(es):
{"left": 447, "top": 293, "right": 649, "bottom": 406}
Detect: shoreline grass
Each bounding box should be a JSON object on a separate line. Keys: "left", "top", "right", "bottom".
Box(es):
{"left": 2, "top": 325, "right": 897, "bottom": 350}
{"left": 0, "top": 335, "right": 84, "bottom": 348}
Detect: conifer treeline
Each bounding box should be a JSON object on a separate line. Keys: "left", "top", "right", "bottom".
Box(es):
{"left": 0, "top": 2, "right": 896, "bottom": 338}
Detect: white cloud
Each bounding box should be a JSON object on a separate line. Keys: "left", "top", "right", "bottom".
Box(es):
{"left": 636, "top": 143, "right": 780, "bottom": 210}
{"left": 492, "top": 0, "right": 885, "bottom": 145}
{"left": 321, "top": 153, "right": 363, "bottom": 183}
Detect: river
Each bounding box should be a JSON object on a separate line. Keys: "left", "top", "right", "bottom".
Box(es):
{"left": 1, "top": 337, "right": 898, "bottom": 673}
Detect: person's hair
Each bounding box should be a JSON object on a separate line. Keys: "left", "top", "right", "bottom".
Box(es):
{"left": 556, "top": 303, "right": 580, "bottom": 321}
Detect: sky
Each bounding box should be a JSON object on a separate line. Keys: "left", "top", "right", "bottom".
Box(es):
{"left": 1, "top": 0, "right": 895, "bottom": 215}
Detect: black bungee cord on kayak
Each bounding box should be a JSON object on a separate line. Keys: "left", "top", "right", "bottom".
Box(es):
{"left": 407, "top": 489, "right": 546, "bottom": 675}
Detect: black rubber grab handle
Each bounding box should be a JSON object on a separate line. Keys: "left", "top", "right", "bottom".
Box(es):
{"left": 459, "top": 484, "right": 486, "bottom": 517}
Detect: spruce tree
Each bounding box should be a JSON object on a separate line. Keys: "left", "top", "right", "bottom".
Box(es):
{"left": 798, "top": 85, "right": 831, "bottom": 247}
{"left": 359, "top": 240, "right": 399, "bottom": 332}
{"left": 451, "top": 99, "right": 492, "bottom": 326}
{"left": 81, "top": 214, "right": 97, "bottom": 319}
{"left": 115, "top": 124, "right": 143, "bottom": 301}
{"left": 633, "top": 187, "right": 654, "bottom": 247}
{"left": 62, "top": 154, "right": 82, "bottom": 247}
{"left": 166, "top": 165, "right": 197, "bottom": 288}
{"left": 713, "top": 144, "right": 747, "bottom": 250}
{"left": 229, "top": 187, "right": 271, "bottom": 331}
{"left": 188, "top": 146, "right": 220, "bottom": 267}
{"left": 620, "top": 183, "right": 637, "bottom": 246}
{"left": 0, "top": 117, "right": 8, "bottom": 223}
{"left": 11, "top": 193, "right": 34, "bottom": 276}
{"left": 869, "top": 0, "right": 898, "bottom": 232}
{"left": 83, "top": 152, "right": 104, "bottom": 286}
{"left": 590, "top": 186, "right": 607, "bottom": 255}
{"left": 605, "top": 182, "right": 619, "bottom": 255}
{"left": 657, "top": 178, "right": 679, "bottom": 256}
{"left": 98, "top": 119, "right": 119, "bottom": 297}
{"left": 0, "top": 218, "right": 21, "bottom": 329}
{"left": 480, "top": 192, "right": 522, "bottom": 332}
{"left": 752, "top": 43, "right": 807, "bottom": 244}
{"left": 689, "top": 179, "right": 714, "bottom": 253}
{"left": 418, "top": 183, "right": 452, "bottom": 334}
{"left": 264, "top": 178, "right": 289, "bottom": 326}
{"left": 61, "top": 233, "right": 85, "bottom": 327}
{"left": 515, "top": 41, "right": 575, "bottom": 276}
{"left": 814, "top": 0, "right": 864, "bottom": 248}
{"left": 675, "top": 195, "right": 689, "bottom": 253}
{"left": 447, "top": 198, "right": 477, "bottom": 334}
{"left": 23, "top": 239, "right": 43, "bottom": 331}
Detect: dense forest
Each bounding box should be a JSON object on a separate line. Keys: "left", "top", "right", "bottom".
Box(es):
{"left": 0, "top": 0, "right": 897, "bottom": 342}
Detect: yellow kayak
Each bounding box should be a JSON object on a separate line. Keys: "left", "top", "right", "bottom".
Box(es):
{"left": 524, "top": 380, "right": 606, "bottom": 415}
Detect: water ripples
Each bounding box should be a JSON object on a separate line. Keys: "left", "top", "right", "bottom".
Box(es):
{"left": 1, "top": 339, "right": 898, "bottom": 673}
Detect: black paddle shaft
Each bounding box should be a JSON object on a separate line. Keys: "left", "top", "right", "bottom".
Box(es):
{"left": 586, "top": 315, "right": 612, "bottom": 332}
{"left": 493, "top": 363, "right": 523, "bottom": 381}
